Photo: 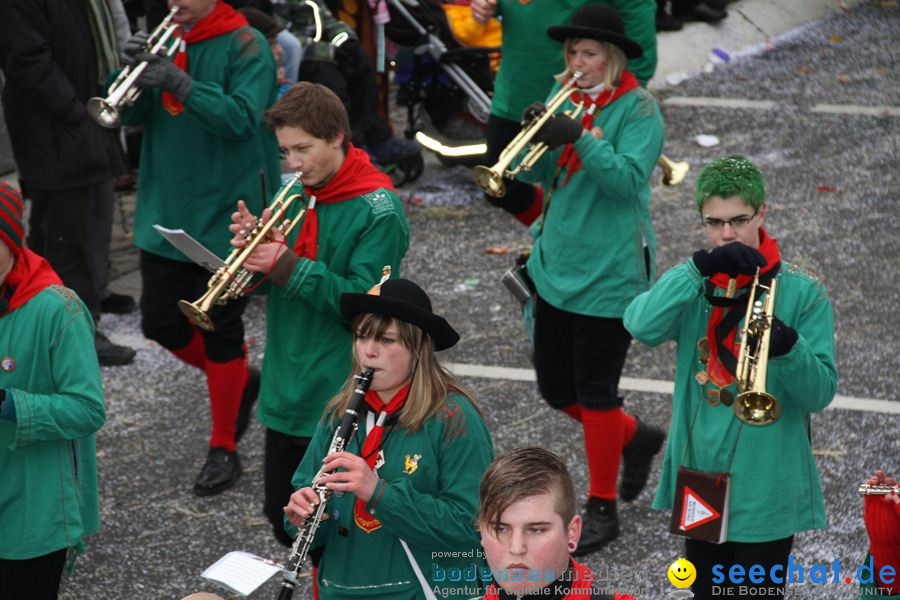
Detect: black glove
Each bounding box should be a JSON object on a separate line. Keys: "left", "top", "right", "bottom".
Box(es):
{"left": 692, "top": 242, "right": 767, "bottom": 277}
{"left": 121, "top": 31, "right": 150, "bottom": 66}
{"left": 521, "top": 101, "right": 546, "bottom": 125}
{"left": 134, "top": 52, "right": 193, "bottom": 101}
{"left": 533, "top": 114, "right": 584, "bottom": 151}
{"left": 768, "top": 317, "right": 798, "bottom": 357}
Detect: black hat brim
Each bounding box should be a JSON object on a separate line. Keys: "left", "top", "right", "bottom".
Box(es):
{"left": 547, "top": 25, "right": 644, "bottom": 59}
{"left": 340, "top": 293, "right": 460, "bottom": 351}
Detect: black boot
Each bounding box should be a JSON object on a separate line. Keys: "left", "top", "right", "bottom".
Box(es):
{"left": 573, "top": 497, "right": 619, "bottom": 556}
{"left": 95, "top": 331, "right": 136, "bottom": 366}
{"left": 620, "top": 418, "right": 666, "bottom": 502}
{"left": 656, "top": 0, "right": 684, "bottom": 31}
{"left": 194, "top": 447, "right": 241, "bottom": 496}
{"left": 234, "top": 367, "right": 261, "bottom": 443}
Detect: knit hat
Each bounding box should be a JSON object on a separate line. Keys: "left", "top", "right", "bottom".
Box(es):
{"left": 0, "top": 183, "right": 24, "bottom": 256}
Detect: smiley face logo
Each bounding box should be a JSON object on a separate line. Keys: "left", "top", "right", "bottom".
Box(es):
{"left": 668, "top": 558, "right": 696, "bottom": 588}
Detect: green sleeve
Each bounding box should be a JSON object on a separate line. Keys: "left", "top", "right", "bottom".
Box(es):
{"left": 284, "top": 418, "right": 336, "bottom": 541}
{"left": 182, "top": 30, "right": 276, "bottom": 141}
{"left": 768, "top": 281, "right": 837, "bottom": 413}
{"left": 8, "top": 311, "right": 105, "bottom": 450}
{"left": 570, "top": 93, "right": 664, "bottom": 199}
{"left": 365, "top": 400, "right": 493, "bottom": 551}
{"left": 278, "top": 210, "right": 410, "bottom": 320}
{"left": 624, "top": 260, "right": 704, "bottom": 347}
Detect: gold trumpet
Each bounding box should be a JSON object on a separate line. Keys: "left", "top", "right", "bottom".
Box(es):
{"left": 734, "top": 268, "right": 781, "bottom": 425}
{"left": 87, "top": 6, "right": 181, "bottom": 128}
{"left": 659, "top": 155, "right": 689, "bottom": 186}
{"left": 473, "top": 72, "right": 584, "bottom": 197}
{"left": 178, "top": 172, "right": 308, "bottom": 332}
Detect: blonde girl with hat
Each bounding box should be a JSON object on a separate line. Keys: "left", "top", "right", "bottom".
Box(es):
{"left": 284, "top": 277, "right": 493, "bottom": 600}
{"left": 514, "top": 3, "right": 667, "bottom": 555}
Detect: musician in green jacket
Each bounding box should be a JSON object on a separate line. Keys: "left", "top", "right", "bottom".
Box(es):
{"left": 623, "top": 155, "right": 838, "bottom": 599}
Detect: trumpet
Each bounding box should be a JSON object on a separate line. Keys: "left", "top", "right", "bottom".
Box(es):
{"left": 178, "top": 172, "right": 308, "bottom": 332}
{"left": 734, "top": 268, "right": 781, "bottom": 425}
{"left": 473, "top": 72, "right": 584, "bottom": 197}
{"left": 276, "top": 368, "right": 375, "bottom": 600}
{"left": 659, "top": 155, "right": 689, "bottom": 186}
{"left": 87, "top": 6, "right": 181, "bottom": 128}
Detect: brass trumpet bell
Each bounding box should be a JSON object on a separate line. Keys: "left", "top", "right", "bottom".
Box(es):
{"left": 734, "top": 272, "right": 781, "bottom": 426}
{"left": 659, "top": 155, "right": 689, "bottom": 186}
{"left": 734, "top": 390, "right": 781, "bottom": 426}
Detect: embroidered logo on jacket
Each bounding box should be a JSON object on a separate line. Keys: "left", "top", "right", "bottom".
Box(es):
{"left": 1, "top": 357, "right": 14, "bottom": 372}
{"left": 403, "top": 453, "right": 421, "bottom": 474}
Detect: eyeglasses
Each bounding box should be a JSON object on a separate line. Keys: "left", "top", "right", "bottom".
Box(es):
{"left": 703, "top": 214, "right": 756, "bottom": 230}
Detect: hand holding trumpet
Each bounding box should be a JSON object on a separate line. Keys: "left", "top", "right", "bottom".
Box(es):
{"left": 228, "top": 200, "right": 288, "bottom": 274}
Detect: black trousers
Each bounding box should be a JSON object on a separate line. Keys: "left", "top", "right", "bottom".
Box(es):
{"left": 686, "top": 536, "right": 794, "bottom": 599}
{"left": 264, "top": 427, "right": 312, "bottom": 547}
{"left": 0, "top": 548, "right": 67, "bottom": 600}
{"left": 27, "top": 179, "right": 115, "bottom": 318}
{"left": 483, "top": 114, "right": 540, "bottom": 216}
{"left": 139, "top": 250, "right": 247, "bottom": 363}
{"left": 533, "top": 296, "right": 632, "bottom": 411}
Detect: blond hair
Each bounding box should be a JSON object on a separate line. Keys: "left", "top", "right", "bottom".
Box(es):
{"left": 323, "top": 314, "right": 479, "bottom": 431}
{"left": 555, "top": 39, "right": 627, "bottom": 91}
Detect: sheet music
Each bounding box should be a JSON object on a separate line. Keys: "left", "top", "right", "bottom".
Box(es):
{"left": 153, "top": 224, "right": 226, "bottom": 272}
{"left": 201, "top": 551, "right": 282, "bottom": 597}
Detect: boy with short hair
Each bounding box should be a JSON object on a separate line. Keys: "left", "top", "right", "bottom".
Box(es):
{"left": 478, "top": 447, "right": 636, "bottom": 599}
{"left": 229, "top": 81, "right": 409, "bottom": 546}
{"left": 624, "top": 155, "right": 837, "bottom": 599}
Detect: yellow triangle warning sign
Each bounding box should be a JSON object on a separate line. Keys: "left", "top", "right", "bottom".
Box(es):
{"left": 679, "top": 486, "right": 721, "bottom": 531}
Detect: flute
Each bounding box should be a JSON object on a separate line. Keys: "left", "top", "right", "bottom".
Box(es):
{"left": 858, "top": 483, "right": 900, "bottom": 495}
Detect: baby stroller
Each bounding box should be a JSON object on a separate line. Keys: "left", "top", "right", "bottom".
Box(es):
{"left": 384, "top": 0, "right": 498, "bottom": 166}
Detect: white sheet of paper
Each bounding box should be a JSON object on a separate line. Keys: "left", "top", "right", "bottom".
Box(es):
{"left": 153, "top": 224, "right": 226, "bottom": 272}
{"left": 201, "top": 551, "right": 282, "bottom": 597}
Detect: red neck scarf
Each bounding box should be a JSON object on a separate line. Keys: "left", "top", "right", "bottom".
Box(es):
{"left": 0, "top": 248, "right": 63, "bottom": 317}
{"left": 163, "top": 2, "right": 249, "bottom": 116}
{"left": 293, "top": 144, "right": 394, "bottom": 260}
{"left": 354, "top": 383, "right": 409, "bottom": 533}
{"left": 556, "top": 69, "right": 639, "bottom": 187}
{"left": 704, "top": 229, "right": 781, "bottom": 387}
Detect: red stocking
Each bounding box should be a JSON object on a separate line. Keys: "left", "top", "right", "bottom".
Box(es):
{"left": 582, "top": 407, "right": 625, "bottom": 500}
{"left": 204, "top": 354, "right": 248, "bottom": 451}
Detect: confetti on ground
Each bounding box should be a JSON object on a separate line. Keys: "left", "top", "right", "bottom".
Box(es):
{"left": 486, "top": 246, "right": 511, "bottom": 254}
{"left": 817, "top": 185, "right": 838, "bottom": 192}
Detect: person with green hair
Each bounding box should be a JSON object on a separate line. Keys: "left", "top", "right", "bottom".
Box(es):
{"left": 623, "top": 155, "right": 838, "bottom": 599}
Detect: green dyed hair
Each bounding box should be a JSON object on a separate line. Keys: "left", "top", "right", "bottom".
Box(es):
{"left": 694, "top": 155, "right": 766, "bottom": 213}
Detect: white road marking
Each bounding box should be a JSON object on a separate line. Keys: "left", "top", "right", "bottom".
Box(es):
{"left": 445, "top": 362, "right": 899, "bottom": 415}
{"left": 663, "top": 97, "right": 778, "bottom": 110}
{"left": 809, "top": 103, "right": 900, "bottom": 117}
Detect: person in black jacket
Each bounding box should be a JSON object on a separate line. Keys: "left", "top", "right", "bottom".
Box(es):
{"left": 0, "top": 0, "right": 136, "bottom": 366}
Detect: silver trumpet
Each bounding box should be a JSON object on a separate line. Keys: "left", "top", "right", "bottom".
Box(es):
{"left": 87, "top": 6, "right": 181, "bottom": 128}
{"left": 276, "top": 368, "right": 376, "bottom": 600}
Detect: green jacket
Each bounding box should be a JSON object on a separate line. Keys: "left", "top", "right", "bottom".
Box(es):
{"left": 491, "top": 0, "right": 657, "bottom": 122}
{"left": 258, "top": 185, "right": 409, "bottom": 438}
{"left": 518, "top": 83, "right": 664, "bottom": 317}
{"left": 288, "top": 392, "right": 493, "bottom": 599}
{"left": 623, "top": 260, "right": 838, "bottom": 542}
{"left": 0, "top": 285, "right": 105, "bottom": 559}
{"left": 118, "top": 26, "right": 281, "bottom": 261}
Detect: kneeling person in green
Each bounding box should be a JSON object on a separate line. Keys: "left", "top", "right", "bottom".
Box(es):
{"left": 228, "top": 82, "right": 410, "bottom": 547}
{"left": 283, "top": 278, "right": 493, "bottom": 599}
{"left": 0, "top": 183, "right": 105, "bottom": 599}
{"left": 623, "top": 156, "right": 838, "bottom": 600}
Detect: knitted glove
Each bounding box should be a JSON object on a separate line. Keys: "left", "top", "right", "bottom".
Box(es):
{"left": 692, "top": 242, "right": 767, "bottom": 277}
{"left": 521, "top": 101, "right": 546, "bottom": 125}
{"left": 121, "top": 31, "right": 149, "bottom": 66}
{"left": 767, "top": 317, "right": 798, "bottom": 357}
{"left": 134, "top": 52, "right": 193, "bottom": 102}
{"left": 533, "top": 114, "right": 584, "bottom": 151}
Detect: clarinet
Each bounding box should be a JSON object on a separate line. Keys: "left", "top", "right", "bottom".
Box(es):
{"left": 276, "top": 367, "right": 375, "bottom": 600}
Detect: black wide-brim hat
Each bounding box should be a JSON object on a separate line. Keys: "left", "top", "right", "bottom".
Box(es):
{"left": 547, "top": 3, "right": 644, "bottom": 59}
{"left": 340, "top": 279, "right": 460, "bottom": 351}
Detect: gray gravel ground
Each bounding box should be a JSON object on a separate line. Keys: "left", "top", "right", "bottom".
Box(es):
{"left": 61, "top": 2, "right": 897, "bottom": 598}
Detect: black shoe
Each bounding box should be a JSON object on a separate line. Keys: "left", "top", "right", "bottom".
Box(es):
{"left": 100, "top": 292, "right": 136, "bottom": 314}
{"left": 678, "top": 2, "right": 727, "bottom": 22}
{"left": 194, "top": 447, "right": 242, "bottom": 496}
{"left": 619, "top": 418, "right": 666, "bottom": 502}
{"left": 656, "top": 0, "right": 684, "bottom": 31}
{"left": 573, "top": 497, "right": 619, "bottom": 556}
{"left": 234, "top": 367, "right": 260, "bottom": 443}
{"left": 95, "top": 331, "right": 136, "bottom": 366}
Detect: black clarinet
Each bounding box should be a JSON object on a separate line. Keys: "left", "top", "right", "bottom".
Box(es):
{"left": 276, "top": 367, "right": 375, "bottom": 600}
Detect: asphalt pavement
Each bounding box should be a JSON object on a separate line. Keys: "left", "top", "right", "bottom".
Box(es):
{"left": 18, "top": 0, "right": 897, "bottom": 598}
